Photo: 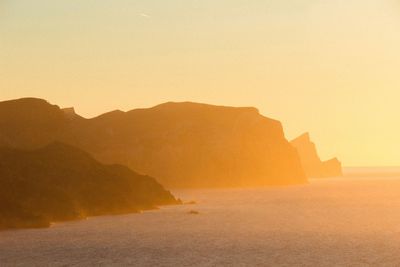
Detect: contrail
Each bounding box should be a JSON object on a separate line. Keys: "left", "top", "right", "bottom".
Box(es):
{"left": 139, "top": 13, "right": 151, "bottom": 19}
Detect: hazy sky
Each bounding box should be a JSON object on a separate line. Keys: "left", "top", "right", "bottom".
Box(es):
{"left": 1, "top": 0, "right": 400, "bottom": 166}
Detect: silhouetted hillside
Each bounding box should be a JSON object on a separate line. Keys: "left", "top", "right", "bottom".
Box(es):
{"left": 0, "top": 98, "right": 307, "bottom": 188}
{"left": 291, "top": 133, "right": 343, "bottom": 178}
{"left": 0, "top": 98, "right": 67, "bottom": 149}
{"left": 0, "top": 142, "right": 179, "bottom": 230}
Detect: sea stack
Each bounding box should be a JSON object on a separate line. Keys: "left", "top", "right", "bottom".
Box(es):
{"left": 291, "top": 133, "right": 343, "bottom": 178}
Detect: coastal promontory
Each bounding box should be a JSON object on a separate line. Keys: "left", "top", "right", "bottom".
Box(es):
{"left": 0, "top": 142, "right": 179, "bottom": 230}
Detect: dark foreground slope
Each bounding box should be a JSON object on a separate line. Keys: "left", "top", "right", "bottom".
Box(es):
{"left": 0, "top": 142, "right": 179, "bottom": 230}
{"left": 291, "top": 133, "right": 343, "bottom": 178}
{"left": 0, "top": 98, "right": 307, "bottom": 188}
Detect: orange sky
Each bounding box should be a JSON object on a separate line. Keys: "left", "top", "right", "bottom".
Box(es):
{"left": 1, "top": 0, "right": 400, "bottom": 166}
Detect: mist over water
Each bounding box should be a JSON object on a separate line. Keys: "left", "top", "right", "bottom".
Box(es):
{"left": 2, "top": 175, "right": 400, "bottom": 266}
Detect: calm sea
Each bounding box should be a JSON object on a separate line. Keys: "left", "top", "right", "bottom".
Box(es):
{"left": 2, "top": 172, "right": 400, "bottom": 266}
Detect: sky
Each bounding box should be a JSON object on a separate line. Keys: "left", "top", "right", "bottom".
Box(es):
{"left": 1, "top": 0, "right": 400, "bottom": 166}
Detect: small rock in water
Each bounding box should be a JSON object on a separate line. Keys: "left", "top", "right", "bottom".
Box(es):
{"left": 188, "top": 210, "right": 200, "bottom": 215}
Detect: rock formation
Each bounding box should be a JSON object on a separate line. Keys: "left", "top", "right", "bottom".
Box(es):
{"left": 291, "top": 133, "right": 342, "bottom": 178}
{"left": 62, "top": 107, "right": 80, "bottom": 120}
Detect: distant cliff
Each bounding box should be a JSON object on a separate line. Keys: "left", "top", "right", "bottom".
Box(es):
{"left": 291, "top": 133, "right": 343, "bottom": 178}
{"left": 0, "top": 98, "right": 307, "bottom": 188}
{"left": 0, "top": 142, "right": 179, "bottom": 230}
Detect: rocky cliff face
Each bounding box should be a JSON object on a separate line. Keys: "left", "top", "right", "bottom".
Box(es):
{"left": 291, "top": 133, "right": 343, "bottom": 178}
{"left": 69, "top": 102, "right": 307, "bottom": 187}
{"left": 0, "top": 98, "right": 307, "bottom": 188}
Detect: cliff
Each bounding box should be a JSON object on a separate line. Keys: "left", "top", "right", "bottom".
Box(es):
{"left": 0, "top": 142, "right": 179, "bottom": 230}
{"left": 291, "top": 133, "right": 343, "bottom": 178}
{"left": 70, "top": 102, "right": 307, "bottom": 187}
{"left": 0, "top": 98, "right": 307, "bottom": 188}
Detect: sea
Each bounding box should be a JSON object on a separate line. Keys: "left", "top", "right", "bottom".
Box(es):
{"left": 2, "top": 169, "right": 400, "bottom": 266}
